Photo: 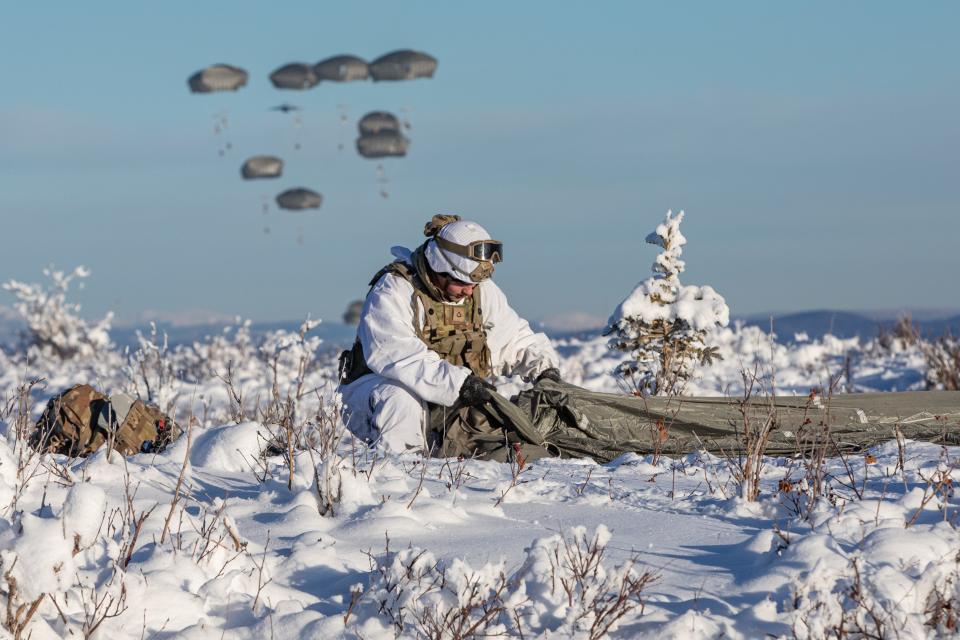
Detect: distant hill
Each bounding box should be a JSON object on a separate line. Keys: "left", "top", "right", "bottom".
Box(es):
{"left": 2, "top": 307, "right": 957, "bottom": 353}
{"left": 735, "top": 310, "right": 960, "bottom": 342}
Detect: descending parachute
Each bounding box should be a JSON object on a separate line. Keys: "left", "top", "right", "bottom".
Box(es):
{"left": 188, "top": 64, "right": 249, "bottom": 93}
{"left": 276, "top": 188, "right": 323, "bottom": 210}
{"left": 356, "top": 131, "right": 409, "bottom": 158}
{"left": 342, "top": 300, "right": 364, "bottom": 325}
{"left": 241, "top": 156, "right": 283, "bottom": 179}
{"left": 356, "top": 111, "right": 409, "bottom": 158}
{"left": 269, "top": 63, "right": 319, "bottom": 90}
{"left": 369, "top": 50, "right": 437, "bottom": 81}
{"left": 358, "top": 111, "right": 401, "bottom": 135}
{"left": 315, "top": 55, "right": 369, "bottom": 82}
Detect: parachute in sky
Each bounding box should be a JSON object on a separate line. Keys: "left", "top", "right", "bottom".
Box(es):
{"left": 269, "top": 63, "right": 319, "bottom": 90}
{"left": 315, "top": 55, "right": 369, "bottom": 82}
{"left": 276, "top": 188, "right": 323, "bottom": 210}
{"left": 356, "top": 131, "right": 409, "bottom": 159}
{"left": 356, "top": 111, "right": 408, "bottom": 158}
{"left": 188, "top": 64, "right": 249, "bottom": 93}
{"left": 241, "top": 156, "right": 284, "bottom": 179}
{"left": 369, "top": 50, "right": 437, "bottom": 81}
{"left": 342, "top": 299, "right": 364, "bottom": 325}
{"left": 358, "top": 111, "right": 401, "bottom": 136}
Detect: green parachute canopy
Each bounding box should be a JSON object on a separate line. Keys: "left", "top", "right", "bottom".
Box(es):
{"left": 358, "top": 111, "right": 401, "bottom": 135}
{"left": 188, "top": 64, "right": 248, "bottom": 93}
{"left": 315, "top": 55, "right": 369, "bottom": 82}
{"left": 369, "top": 50, "right": 438, "bottom": 81}
{"left": 241, "top": 156, "right": 284, "bottom": 180}
{"left": 342, "top": 299, "right": 364, "bottom": 325}
{"left": 269, "top": 63, "right": 319, "bottom": 90}
{"left": 276, "top": 188, "right": 323, "bottom": 210}
{"left": 356, "top": 131, "right": 409, "bottom": 159}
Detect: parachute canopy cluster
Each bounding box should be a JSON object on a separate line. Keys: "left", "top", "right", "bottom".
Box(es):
{"left": 189, "top": 50, "right": 437, "bottom": 95}
{"left": 342, "top": 299, "right": 364, "bottom": 325}
{"left": 356, "top": 111, "right": 409, "bottom": 159}
{"left": 189, "top": 49, "right": 437, "bottom": 212}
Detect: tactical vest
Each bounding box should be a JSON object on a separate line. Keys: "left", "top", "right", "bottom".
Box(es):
{"left": 339, "top": 260, "right": 493, "bottom": 385}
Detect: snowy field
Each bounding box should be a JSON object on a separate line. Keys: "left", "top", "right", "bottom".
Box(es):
{"left": 0, "top": 269, "right": 959, "bottom": 638}
{"left": 1, "top": 318, "right": 958, "bottom": 638}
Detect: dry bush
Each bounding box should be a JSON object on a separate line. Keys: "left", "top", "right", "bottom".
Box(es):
{"left": 352, "top": 526, "right": 658, "bottom": 639}
{"left": 922, "top": 331, "right": 960, "bottom": 391}
{"left": 2, "top": 558, "right": 43, "bottom": 640}
{"left": 2, "top": 377, "right": 49, "bottom": 516}
{"left": 722, "top": 367, "right": 778, "bottom": 501}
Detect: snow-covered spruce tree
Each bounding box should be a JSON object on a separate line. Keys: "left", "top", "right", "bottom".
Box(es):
{"left": 2, "top": 266, "right": 113, "bottom": 362}
{"left": 605, "top": 210, "right": 729, "bottom": 396}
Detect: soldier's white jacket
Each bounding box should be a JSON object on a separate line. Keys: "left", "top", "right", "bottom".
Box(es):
{"left": 340, "top": 252, "right": 560, "bottom": 452}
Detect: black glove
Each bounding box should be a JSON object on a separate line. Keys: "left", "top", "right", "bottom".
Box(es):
{"left": 459, "top": 374, "right": 496, "bottom": 407}
{"left": 535, "top": 367, "right": 562, "bottom": 384}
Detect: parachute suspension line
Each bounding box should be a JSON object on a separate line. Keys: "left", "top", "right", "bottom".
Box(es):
{"left": 292, "top": 111, "right": 303, "bottom": 151}
{"left": 212, "top": 110, "right": 232, "bottom": 158}
{"left": 400, "top": 105, "right": 414, "bottom": 131}
{"left": 260, "top": 195, "right": 271, "bottom": 235}
{"left": 376, "top": 163, "right": 390, "bottom": 199}
{"left": 337, "top": 104, "right": 350, "bottom": 152}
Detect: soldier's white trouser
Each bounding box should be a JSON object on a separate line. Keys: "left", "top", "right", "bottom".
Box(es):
{"left": 339, "top": 374, "right": 427, "bottom": 453}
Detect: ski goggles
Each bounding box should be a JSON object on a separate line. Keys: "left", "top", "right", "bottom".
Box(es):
{"left": 435, "top": 236, "right": 504, "bottom": 263}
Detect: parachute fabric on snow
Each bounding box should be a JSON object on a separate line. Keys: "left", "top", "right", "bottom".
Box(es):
{"left": 276, "top": 188, "right": 323, "bottom": 210}
{"left": 269, "top": 63, "right": 319, "bottom": 90}
{"left": 369, "top": 50, "right": 438, "bottom": 81}
{"left": 315, "top": 55, "right": 369, "bottom": 82}
{"left": 241, "top": 156, "right": 284, "bottom": 179}
{"left": 188, "top": 64, "right": 249, "bottom": 93}
{"left": 493, "top": 380, "right": 960, "bottom": 462}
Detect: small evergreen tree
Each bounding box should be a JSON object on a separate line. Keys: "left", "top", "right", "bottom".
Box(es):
{"left": 605, "top": 210, "right": 729, "bottom": 396}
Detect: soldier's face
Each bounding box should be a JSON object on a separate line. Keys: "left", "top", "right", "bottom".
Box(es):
{"left": 437, "top": 273, "right": 476, "bottom": 301}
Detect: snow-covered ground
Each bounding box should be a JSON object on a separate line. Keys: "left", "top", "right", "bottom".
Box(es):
{"left": 0, "top": 312, "right": 957, "bottom": 639}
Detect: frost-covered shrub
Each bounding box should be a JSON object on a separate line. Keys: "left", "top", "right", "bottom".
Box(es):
{"left": 921, "top": 332, "right": 960, "bottom": 391}
{"left": 2, "top": 266, "right": 113, "bottom": 363}
{"left": 258, "top": 317, "right": 324, "bottom": 401}
{"left": 173, "top": 318, "right": 257, "bottom": 384}
{"left": 351, "top": 526, "right": 656, "bottom": 639}
{"left": 606, "top": 211, "right": 729, "bottom": 395}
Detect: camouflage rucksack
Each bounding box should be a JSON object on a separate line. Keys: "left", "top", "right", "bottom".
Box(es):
{"left": 31, "top": 384, "right": 181, "bottom": 457}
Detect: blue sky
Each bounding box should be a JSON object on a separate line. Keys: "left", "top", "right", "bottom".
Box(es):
{"left": 2, "top": 1, "right": 958, "bottom": 328}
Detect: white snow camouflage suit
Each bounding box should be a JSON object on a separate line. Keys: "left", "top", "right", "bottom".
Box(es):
{"left": 339, "top": 246, "right": 559, "bottom": 452}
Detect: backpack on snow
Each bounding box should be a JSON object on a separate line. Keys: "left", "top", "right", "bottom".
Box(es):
{"left": 30, "top": 384, "right": 181, "bottom": 457}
